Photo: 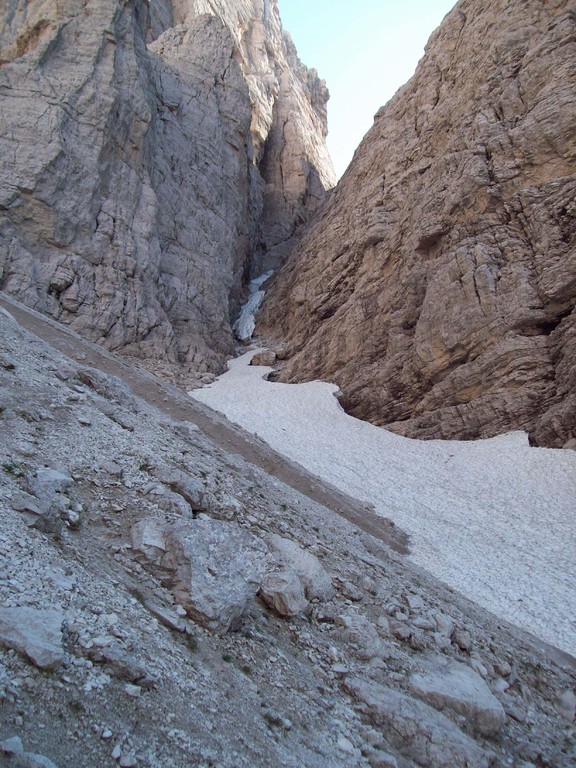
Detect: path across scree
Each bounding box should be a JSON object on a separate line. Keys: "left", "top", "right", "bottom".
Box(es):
{"left": 0, "top": 292, "right": 410, "bottom": 554}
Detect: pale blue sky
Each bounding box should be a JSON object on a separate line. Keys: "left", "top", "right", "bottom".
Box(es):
{"left": 277, "top": 0, "right": 457, "bottom": 178}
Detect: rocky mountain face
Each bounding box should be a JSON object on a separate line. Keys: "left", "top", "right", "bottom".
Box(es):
{"left": 259, "top": 0, "right": 576, "bottom": 447}
{"left": 1, "top": 295, "right": 575, "bottom": 768}
{"left": 0, "top": 0, "right": 334, "bottom": 380}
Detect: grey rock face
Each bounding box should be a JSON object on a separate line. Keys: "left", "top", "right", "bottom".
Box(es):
{"left": 0, "top": 607, "right": 64, "bottom": 669}
{"left": 0, "top": 0, "right": 333, "bottom": 377}
{"left": 260, "top": 0, "right": 576, "bottom": 447}
{"left": 410, "top": 656, "right": 506, "bottom": 737}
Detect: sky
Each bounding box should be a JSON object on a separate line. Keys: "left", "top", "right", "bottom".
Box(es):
{"left": 277, "top": 0, "right": 457, "bottom": 179}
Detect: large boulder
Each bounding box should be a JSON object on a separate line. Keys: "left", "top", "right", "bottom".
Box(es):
{"left": 131, "top": 518, "right": 267, "bottom": 634}
{"left": 0, "top": 607, "right": 64, "bottom": 670}
{"left": 343, "top": 677, "right": 492, "bottom": 768}
{"left": 409, "top": 656, "right": 506, "bottom": 737}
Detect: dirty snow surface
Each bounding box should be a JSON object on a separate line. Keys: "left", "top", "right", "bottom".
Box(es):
{"left": 191, "top": 352, "right": 576, "bottom": 656}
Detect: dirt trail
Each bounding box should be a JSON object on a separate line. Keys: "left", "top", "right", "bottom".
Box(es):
{"left": 0, "top": 292, "right": 409, "bottom": 554}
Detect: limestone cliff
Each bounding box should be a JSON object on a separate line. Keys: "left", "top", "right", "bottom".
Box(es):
{"left": 259, "top": 0, "right": 576, "bottom": 447}
{"left": 0, "top": 0, "right": 334, "bottom": 378}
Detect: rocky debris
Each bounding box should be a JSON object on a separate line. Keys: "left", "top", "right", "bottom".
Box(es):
{"left": 0, "top": 292, "right": 575, "bottom": 768}
{"left": 131, "top": 518, "right": 267, "bottom": 633}
{"left": 0, "top": 0, "right": 333, "bottom": 379}
{"left": 344, "top": 677, "right": 493, "bottom": 768}
{"left": 260, "top": 0, "right": 576, "bottom": 448}
{"left": 22, "top": 468, "right": 79, "bottom": 534}
{"left": 265, "top": 533, "right": 334, "bottom": 601}
{"left": 259, "top": 570, "right": 309, "bottom": 617}
{"left": 0, "top": 608, "right": 64, "bottom": 670}
{"left": 409, "top": 656, "right": 506, "bottom": 737}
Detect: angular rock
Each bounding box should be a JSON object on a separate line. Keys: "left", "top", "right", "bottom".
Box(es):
{"left": 409, "top": 656, "right": 506, "bottom": 737}
{"left": 260, "top": 0, "right": 576, "bottom": 447}
{"left": 76, "top": 368, "right": 137, "bottom": 410}
{"left": 1, "top": 736, "right": 24, "bottom": 754}
{"left": 164, "top": 520, "right": 267, "bottom": 633}
{"left": 343, "top": 677, "right": 492, "bottom": 768}
{"left": 259, "top": 569, "right": 309, "bottom": 617}
{"left": 130, "top": 518, "right": 167, "bottom": 566}
{"left": 132, "top": 518, "right": 267, "bottom": 634}
{"left": 28, "top": 468, "right": 72, "bottom": 499}
{"left": 141, "top": 599, "right": 187, "bottom": 633}
{"left": 86, "top": 643, "right": 157, "bottom": 689}
{"left": 153, "top": 469, "right": 209, "bottom": 513}
{"left": 265, "top": 533, "right": 333, "bottom": 601}
{"left": 0, "top": 607, "right": 64, "bottom": 669}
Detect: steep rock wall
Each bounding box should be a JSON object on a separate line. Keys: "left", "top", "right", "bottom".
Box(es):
{"left": 0, "top": 0, "right": 334, "bottom": 376}
{"left": 259, "top": 0, "right": 576, "bottom": 447}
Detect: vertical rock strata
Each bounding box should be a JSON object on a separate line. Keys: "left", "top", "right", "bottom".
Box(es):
{"left": 259, "top": 0, "right": 576, "bottom": 447}
{"left": 0, "top": 0, "right": 334, "bottom": 375}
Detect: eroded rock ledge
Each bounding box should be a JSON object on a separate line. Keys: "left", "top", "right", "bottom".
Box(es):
{"left": 259, "top": 0, "right": 576, "bottom": 447}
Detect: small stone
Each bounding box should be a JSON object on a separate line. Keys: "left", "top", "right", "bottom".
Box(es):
{"left": 101, "top": 729, "right": 113, "bottom": 740}
{"left": 1, "top": 736, "right": 24, "bottom": 754}
{"left": 557, "top": 689, "right": 576, "bottom": 721}
{"left": 404, "top": 594, "right": 424, "bottom": 611}
{"left": 78, "top": 416, "right": 92, "bottom": 426}
{"left": 124, "top": 684, "right": 142, "bottom": 698}
{"left": 494, "top": 660, "right": 512, "bottom": 677}
{"left": 433, "top": 613, "right": 454, "bottom": 638}
{"left": 337, "top": 736, "right": 355, "bottom": 754}
{"left": 111, "top": 744, "right": 122, "bottom": 760}
{"left": 118, "top": 755, "right": 137, "bottom": 767}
